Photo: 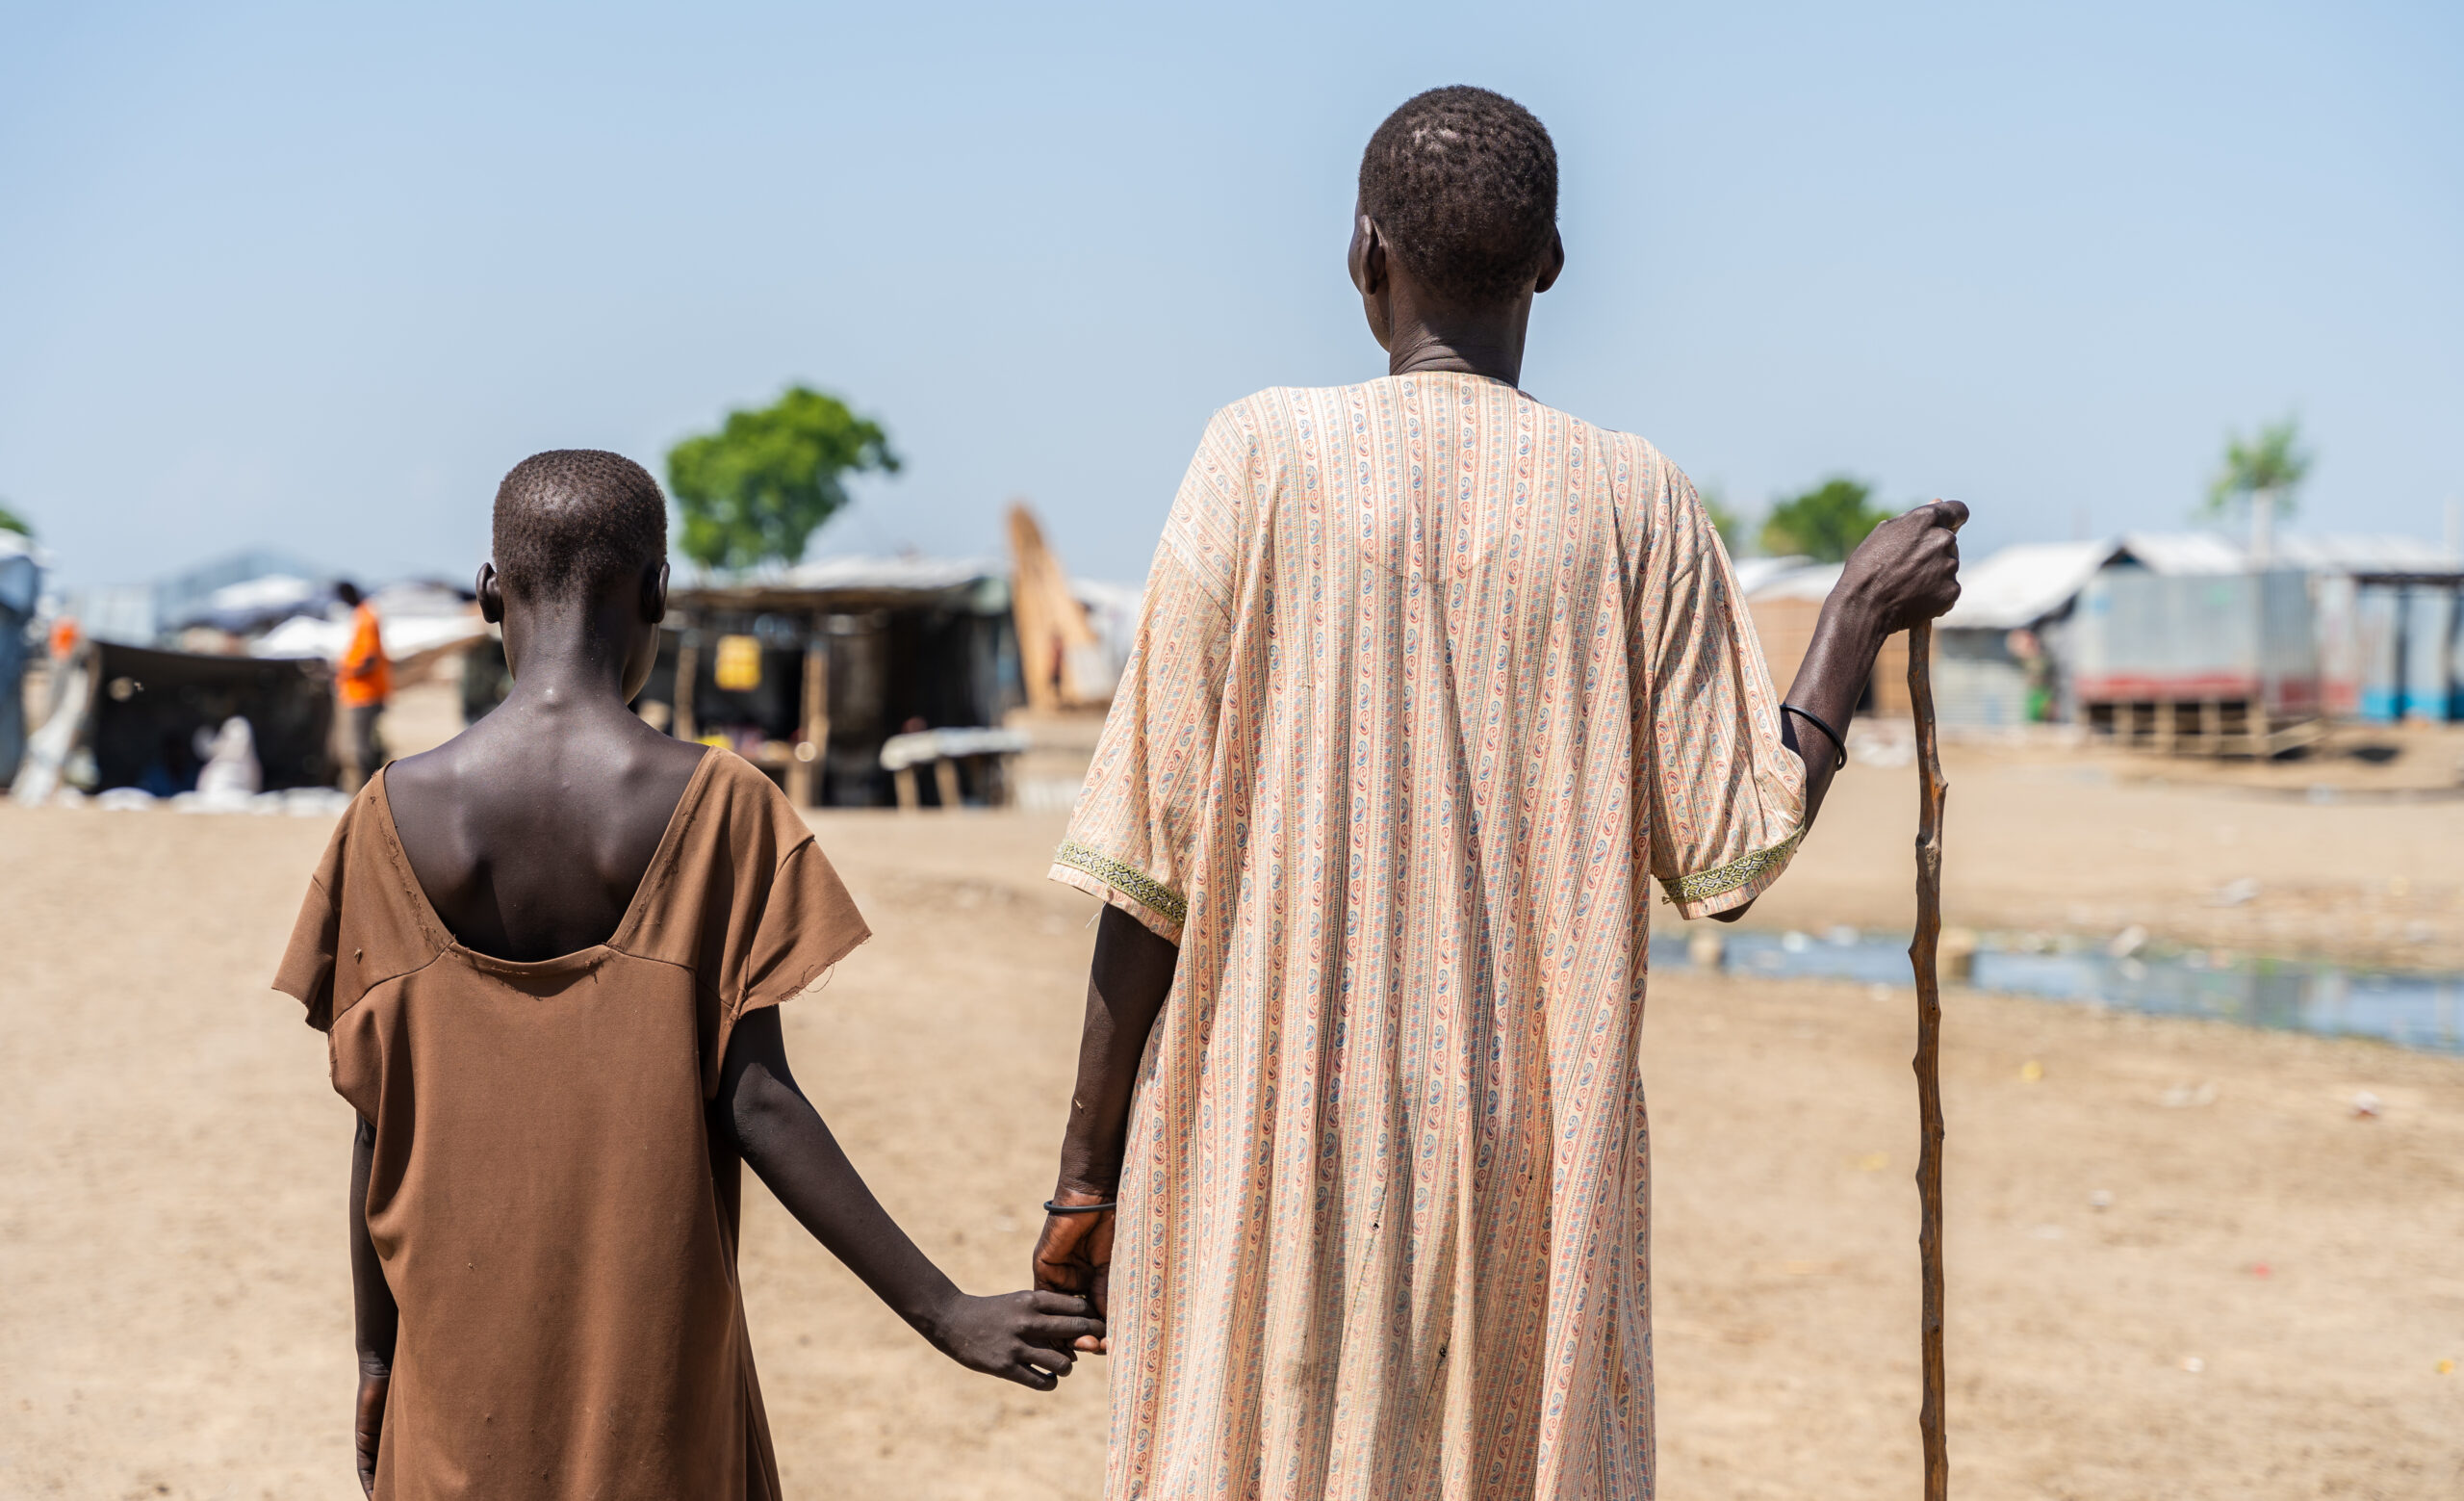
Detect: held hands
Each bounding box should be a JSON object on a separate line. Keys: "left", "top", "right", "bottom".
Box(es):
{"left": 925, "top": 1288, "right": 1104, "bottom": 1391}
{"left": 1836, "top": 500, "right": 1967, "bottom": 636}
{"left": 1029, "top": 1192, "right": 1115, "bottom": 1355}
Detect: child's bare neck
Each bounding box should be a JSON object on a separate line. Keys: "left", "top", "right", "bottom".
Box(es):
{"left": 382, "top": 575, "right": 706, "bottom": 960}
{"left": 500, "top": 601, "right": 638, "bottom": 701}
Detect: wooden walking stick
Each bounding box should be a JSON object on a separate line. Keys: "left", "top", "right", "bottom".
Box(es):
{"left": 1906, "top": 619, "right": 1949, "bottom": 1500}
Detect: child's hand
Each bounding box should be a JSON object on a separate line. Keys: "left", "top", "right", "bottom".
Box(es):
{"left": 926, "top": 1289, "right": 1104, "bottom": 1390}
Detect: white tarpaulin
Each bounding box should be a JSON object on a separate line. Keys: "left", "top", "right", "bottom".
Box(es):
{"left": 252, "top": 611, "right": 487, "bottom": 663}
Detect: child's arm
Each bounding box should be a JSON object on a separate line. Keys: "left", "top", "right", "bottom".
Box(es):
{"left": 347, "top": 1117, "right": 397, "bottom": 1497}
{"left": 713, "top": 1006, "right": 1102, "bottom": 1389}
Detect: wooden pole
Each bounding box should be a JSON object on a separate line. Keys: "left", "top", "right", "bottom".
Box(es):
{"left": 1907, "top": 619, "right": 1949, "bottom": 1501}
{"left": 790, "top": 636, "right": 829, "bottom": 806}
{"left": 673, "top": 635, "right": 699, "bottom": 743}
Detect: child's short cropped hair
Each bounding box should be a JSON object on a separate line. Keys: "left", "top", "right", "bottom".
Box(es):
{"left": 492, "top": 449, "right": 668, "bottom": 601}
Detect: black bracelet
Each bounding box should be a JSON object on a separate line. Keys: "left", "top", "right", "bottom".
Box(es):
{"left": 1042, "top": 1199, "right": 1117, "bottom": 1214}
{"left": 1781, "top": 704, "right": 1849, "bottom": 771}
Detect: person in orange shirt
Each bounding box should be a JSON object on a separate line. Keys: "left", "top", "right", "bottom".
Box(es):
{"left": 333, "top": 581, "right": 391, "bottom": 787}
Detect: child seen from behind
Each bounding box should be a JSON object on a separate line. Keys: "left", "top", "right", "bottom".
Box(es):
{"left": 274, "top": 451, "right": 1097, "bottom": 1499}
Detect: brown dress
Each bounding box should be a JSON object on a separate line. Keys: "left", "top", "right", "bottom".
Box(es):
{"left": 274, "top": 750, "right": 869, "bottom": 1500}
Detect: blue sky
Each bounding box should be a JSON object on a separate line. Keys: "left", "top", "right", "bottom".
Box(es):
{"left": 3, "top": 1, "right": 2457, "bottom": 587}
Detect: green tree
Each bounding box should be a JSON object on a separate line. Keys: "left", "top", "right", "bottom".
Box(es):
{"left": 1759, "top": 476, "right": 1891, "bottom": 562}
{"left": 0, "top": 499, "right": 32, "bottom": 538}
{"left": 2202, "top": 416, "right": 2311, "bottom": 522}
{"left": 666, "top": 385, "right": 900, "bottom": 570}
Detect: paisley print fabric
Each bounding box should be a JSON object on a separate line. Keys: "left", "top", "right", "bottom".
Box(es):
{"left": 1048, "top": 373, "right": 1806, "bottom": 1500}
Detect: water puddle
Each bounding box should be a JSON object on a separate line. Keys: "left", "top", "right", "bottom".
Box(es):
{"left": 1653, "top": 928, "right": 2464, "bottom": 1055}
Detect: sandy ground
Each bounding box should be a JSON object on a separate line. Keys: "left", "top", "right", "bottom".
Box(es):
{"left": 2, "top": 739, "right": 2460, "bottom": 1498}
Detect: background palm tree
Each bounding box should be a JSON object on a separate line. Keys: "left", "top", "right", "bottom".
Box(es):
{"left": 2202, "top": 417, "right": 2312, "bottom": 560}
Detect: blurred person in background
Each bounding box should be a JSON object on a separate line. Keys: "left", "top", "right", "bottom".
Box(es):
{"left": 334, "top": 580, "right": 390, "bottom": 787}
{"left": 44, "top": 616, "right": 79, "bottom": 719}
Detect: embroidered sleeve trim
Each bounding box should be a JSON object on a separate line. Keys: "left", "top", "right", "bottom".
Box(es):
{"left": 1659, "top": 827, "right": 1805, "bottom": 906}
{"left": 1055, "top": 840, "right": 1188, "bottom": 926}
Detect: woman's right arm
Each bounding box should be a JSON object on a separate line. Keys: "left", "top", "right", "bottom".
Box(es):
{"left": 1029, "top": 904, "right": 1180, "bottom": 1350}
{"left": 1713, "top": 500, "right": 1965, "bottom": 923}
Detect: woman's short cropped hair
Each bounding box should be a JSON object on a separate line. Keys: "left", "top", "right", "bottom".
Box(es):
{"left": 1359, "top": 86, "right": 1558, "bottom": 305}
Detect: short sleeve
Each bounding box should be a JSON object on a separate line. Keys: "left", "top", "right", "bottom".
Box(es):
{"left": 701, "top": 828, "right": 870, "bottom": 1096}
{"left": 272, "top": 824, "right": 348, "bottom": 1032}
{"left": 1047, "top": 409, "right": 1245, "bottom": 942}
{"left": 1639, "top": 462, "right": 1810, "bottom": 919}
{"left": 739, "top": 837, "right": 870, "bottom": 1016}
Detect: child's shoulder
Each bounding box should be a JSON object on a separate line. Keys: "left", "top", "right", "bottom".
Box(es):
{"left": 659, "top": 748, "right": 870, "bottom": 1009}
{"left": 668, "top": 747, "right": 827, "bottom": 875}
{"left": 693, "top": 745, "right": 805, "bottom": 823}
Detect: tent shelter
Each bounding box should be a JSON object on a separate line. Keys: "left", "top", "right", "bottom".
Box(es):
{"left": 25, "top": 638, "right": 335, "bottom": 798}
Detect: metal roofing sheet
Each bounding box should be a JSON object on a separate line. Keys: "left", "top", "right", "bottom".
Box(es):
{"left": 2113, "top": 531, "right": 2247, "bottom": 575}
{"left": 2113, "top": 531, "right": 2459, "bottom": 578}
{"left": 782, "top": 555, "right": 1003, "bottom": 590}
{"left": 670, "top": 555, "right": 1003, "bottom": 595}
{"left": 2269, "top": 533, "right": 2461, "bottom": 574}
{"left": 1740, "top": 560, "right": 1842, "bottom": 603}
{"left": 1731, "top": 556, "right": 1813, "bottom": 596}
{"left": 1939, "top": 540, "right": 2118, "bottom": 629}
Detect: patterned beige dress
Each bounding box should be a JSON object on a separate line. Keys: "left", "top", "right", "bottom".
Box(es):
{"left": 1049, "top": 373, "right": 1808, "bottom": 1500}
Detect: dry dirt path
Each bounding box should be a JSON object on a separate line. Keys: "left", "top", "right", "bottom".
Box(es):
{"left": 1, "top": 780, "right": 2457, "bottom": 1498}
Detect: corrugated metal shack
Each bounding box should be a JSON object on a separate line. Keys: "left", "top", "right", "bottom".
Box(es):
{"left": 1911, "top": 531, "right": 2464, "bottom": 751}
{"left": 660, "top": 557, "right": 1020, "bottom": 808}
{"left": 1930, "top": 540, "right": 2112, "bottom": 729}
{"left": 2070, "top": 568, "right": 2323, "bottom": 755}
{"left": 2278, "top": 535, "right": 2463, "bottom": 723}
